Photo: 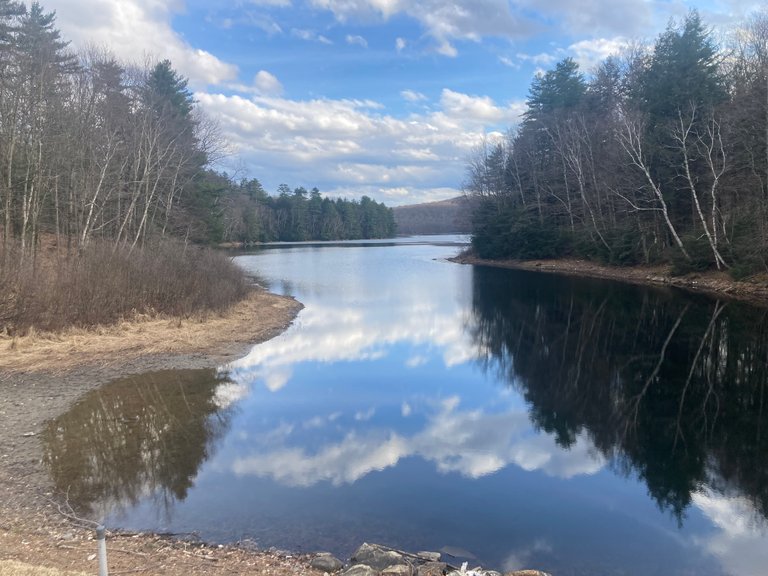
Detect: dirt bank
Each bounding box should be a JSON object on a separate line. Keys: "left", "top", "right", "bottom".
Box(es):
{"left": 452, "top": 253, "right": 768, "bottom": 306}
{"left": 0, "top": 289, "right": 318, "bottom": 576}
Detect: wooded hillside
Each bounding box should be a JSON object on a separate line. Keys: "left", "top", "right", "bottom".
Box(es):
{"left": 465, "top": 10, "right": 768, "bottom": 278}
{"left": 393, "top": 196, "right": 472, "bottom": 235}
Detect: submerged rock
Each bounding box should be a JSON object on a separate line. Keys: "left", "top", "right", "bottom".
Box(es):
{"left": 311, "top": 553, "right": 344, "bottom": 572}
{"left": 351, "top": 543, "right": 408, "bottom": 571}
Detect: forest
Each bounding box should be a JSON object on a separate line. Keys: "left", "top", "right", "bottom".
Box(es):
{"left": 0, "top": 1, "right": 395, "bottom": 255}
{"left": 0, "top": 1, "right": 394, "bottom": 334}
{"left": 465, "top": 10, "right": 768, "bottom": 278}
{"left": 213, "top": 177, "right": 396, "bottom": 243}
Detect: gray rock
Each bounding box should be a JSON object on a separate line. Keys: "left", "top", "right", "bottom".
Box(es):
{"left": 342, "top": 564, "right": 380, "bottom": 576}
{"left": 351, "top": 543, "right": 407, "bottom": 571}
{"left": 311, "top": 553, "right": 344, "bottom": 572}
{"left": 438, "top": 546, "right": 476, "bottom": 560}
{"left": 484, "top": 571, "right": 502, "bottom": 576}
{"left": 417, "top": 552, "right": 441, "bottom": 562}
{"left": 382, "top": 565, "right": 412, "bottom": 576}
{"left": 417, "top": 561, "right": 447, "bottom": 576}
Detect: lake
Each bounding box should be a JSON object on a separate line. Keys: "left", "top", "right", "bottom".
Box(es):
{"left": 42, "top": 235, "right": 768, "bottom": 576}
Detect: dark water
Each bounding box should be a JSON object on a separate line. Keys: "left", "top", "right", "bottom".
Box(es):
{"left": 43, "top": 236, "right": 768, "bottom": 576}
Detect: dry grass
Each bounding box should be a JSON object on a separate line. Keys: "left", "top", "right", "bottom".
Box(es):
{"left": 0, "top": 560, "right": 89, "bottom": 576}
{"left": 0, "top": 289, "right": 301, "bottom": 374}
{"left": 1, "top": 239, "right": 250, "bottom": 336}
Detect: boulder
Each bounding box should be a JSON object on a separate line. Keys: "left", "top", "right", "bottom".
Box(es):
{"left": 382, "top": 565, "right": 413, "bottom": 576}
{"left": 311, "top": 553, "right": 344, "bottom": 573}
{"left": 342, "top": 565, "right": 380, "bottom": 576}
{"left": 417, "top": 552, "right": 442, "bottom": 562}
{"left": 417, "top": 561, "right": 447, "bottom": 576}
{"left": 351, "top": 543, "right": 408, "bottom": 572}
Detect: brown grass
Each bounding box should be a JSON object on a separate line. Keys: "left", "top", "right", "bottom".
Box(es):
{"left": 0, "top": 289, "right": 301, "bottom": 374}
{"left": 0, "top": 560, "right": 89, "bottom": 576}
{"left": 1, "top": 239, "right": 250, "bottom": 336}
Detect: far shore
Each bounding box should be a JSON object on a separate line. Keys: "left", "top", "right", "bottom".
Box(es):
{"left": 452, "top": 252, "right": 768, "bottom": 306}
{"left": 0, "top": 288, "right": 309, "bottom": 576}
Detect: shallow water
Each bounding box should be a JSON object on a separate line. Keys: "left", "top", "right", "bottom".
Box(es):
{"left": 44, "top": 235, "right": 768, "bottom": 576}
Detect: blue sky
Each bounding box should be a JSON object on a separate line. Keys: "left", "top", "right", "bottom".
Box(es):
{"left": 51, "top": 0, "right": 763, "bottom": 205}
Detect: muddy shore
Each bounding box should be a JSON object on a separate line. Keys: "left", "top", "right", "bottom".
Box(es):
{"left": 0, "top": 289, "right": 313, "bottom": 576}
{"left": 451, "top": 253, "right": 768, "bottom": 306}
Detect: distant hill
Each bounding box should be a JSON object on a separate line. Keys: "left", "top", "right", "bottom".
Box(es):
{"left": 393, "top": 196, "right": 474, "bottom": 235}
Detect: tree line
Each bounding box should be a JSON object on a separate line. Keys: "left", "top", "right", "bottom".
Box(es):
{"left": 0, "top": 0, "right": 396, "bottom": 264}
{"left": 209, "top": 175, "right": 396, "bottom": 243}
{"left": 465, "top": 10, "right": 768, "bottom": 278}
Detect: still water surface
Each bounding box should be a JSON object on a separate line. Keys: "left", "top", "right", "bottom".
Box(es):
{"left": 43, "top": 236, "right": 768, "bottom": 576}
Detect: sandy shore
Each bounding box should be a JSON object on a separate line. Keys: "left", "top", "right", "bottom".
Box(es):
{"left": 0, "top": 289, "right": 319, "bottom": 576}
{"left": 452, "top": 253, "right": 768, "bottom": 306}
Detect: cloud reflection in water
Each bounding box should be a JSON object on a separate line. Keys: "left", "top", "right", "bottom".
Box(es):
{"left": 231, "top": 395, "right": 605, "bottom": 486}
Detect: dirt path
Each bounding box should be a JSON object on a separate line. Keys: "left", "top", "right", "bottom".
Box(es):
{"left": 452, "top": 254, "right": 768, "bottom": 306}
{"left": 0, "top": 289, "right": 323, "bottom": 576}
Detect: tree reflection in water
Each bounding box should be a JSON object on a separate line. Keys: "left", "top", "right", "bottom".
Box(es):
{"left": 42, "top": 369, "right": 238, "bottom": 519}
{"left": 468, "top": 266, "right": 768, "bottom": 524}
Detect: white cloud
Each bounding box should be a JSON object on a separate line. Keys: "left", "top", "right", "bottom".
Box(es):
{"left": 309, "top": 0, "right": 530, "bottom": 56}
{"left": 253, "top": 70, "right": 284, "bottom": 96}
{"left": 395, "top": 37, "right": 407, "bottom": 52}
{"left": 498, "top": 55, "right": 518, "bottom": 69}
{"left": 440, "top": 89, "right": 523, "bottom": 124}
{"left": 515, "top": 37, "right": 628, "bottom": 75}
{"left": 514, "top": 0, "right": 652, "bottom": 36}
{"left": 227, "top": 297, "right": 480, "bottom": 378}
{"left": 406, "top": 354, "right": 428, "bottom": 367}
{"left": 516, "top": 51, "right": 560, "bottom": 68}
{"left": 400, "top": 90, "right": 427, "bottom": 102}
{"left": 196, "top": 88, "right": 522, "bottom": 204}
{"left": 291, "top": 28, "right": 334, "bottom": 44}
{"left": 354, "top": 408, "right": 376, "bottom": 421}
{"left": 213, "top": 382, "right": 249, "bottom": 409}
{"left": 691, "top": 488, "right": 768, "bottom": 576}
{"left": 232, "top": 396, "right": 605, "bottom": 486}
{"left": 52, "top": 0, "right": 238, "bottom": 88}
{"left": 248, "top": 0, "right": 292, "bottom": 5}
{"left": 435, "top": 39, "right": 458, "bottom": 58}
{"left": 243, "top": 13, "right": 284, "bottom": 35}
{"left": 346, "top": 34, "right": 369, "bottom": 48}
{"left": 567, "top": 37, "right": 628, "bottom": 71}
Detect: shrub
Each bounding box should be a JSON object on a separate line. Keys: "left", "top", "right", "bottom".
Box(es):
{"left": 0, "top": 240, "right": 250, "bottom": 335}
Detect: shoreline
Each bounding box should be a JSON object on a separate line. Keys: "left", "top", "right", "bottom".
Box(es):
{"left": 451, "top": 253, "right": 768, "bottom": 307}
{"left": 0, "top": 288, "right": 311, "bottom": 576}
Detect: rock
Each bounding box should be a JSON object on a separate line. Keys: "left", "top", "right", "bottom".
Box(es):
{"left": 342, "top": 564, "right": 380, "bottom": 576}
{"left": 382, "top": 565, "right": 412, "bottom": 576}
{"left": 438, "top": 546, "right": 476, "bottom": 560}
{"left": 503, "top": 571, "right": 551, "bottom": 576}
{"left": 311, "top": 553, "right": 344, "bottom": 573}
{"left": 417, "top": 561, "right": 447, "bottom": 576}
{"left": 484, "top": 571, "right": 502, "bottom": 576}
{"left": 351, "top": 543, "right": 408, "bottom": 572}
{"left": 417, "top": 552, "right": 441, "bottom": 562}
